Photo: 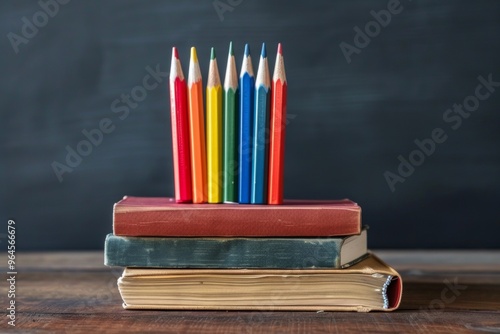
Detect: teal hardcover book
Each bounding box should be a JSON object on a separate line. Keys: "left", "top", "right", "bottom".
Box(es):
{"left": 104, "top": 229, "right": 367, "bottom": 269}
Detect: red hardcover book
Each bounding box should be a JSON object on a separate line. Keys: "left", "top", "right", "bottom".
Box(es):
{"left": 113, "top": 196, "right": 361, "bottom": 237}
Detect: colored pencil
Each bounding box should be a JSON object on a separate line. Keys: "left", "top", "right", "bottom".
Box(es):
{"left": 268, "top": 43, "right": 288, "bottom": 204}
{"left": 251, "top": 43, "right": 271, "bottom": 204}
{"left": 206, "top": 47, "right": 223, "bottom": 203}
{"left": 168, "top": 47, "right": 192, "bottom": 203}
{"left": 223, "top": 42, "right": 239, "bottom": 203}
{"left": 238, "top": 44, "right": 255, "bottom": 204}
{"left": 187, "top": 47, "right": 207, "bottom": 203}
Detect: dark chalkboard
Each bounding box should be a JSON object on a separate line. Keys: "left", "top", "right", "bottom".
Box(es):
{"left": 2, "top": 0, "right": 499, "bottom": 250}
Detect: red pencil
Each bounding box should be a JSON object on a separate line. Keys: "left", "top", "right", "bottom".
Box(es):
{"left": 169, "top": 47, "right": 192, "bottom": 203}
{"left": 268, "top": 43, "right": 287, "bottom": 204}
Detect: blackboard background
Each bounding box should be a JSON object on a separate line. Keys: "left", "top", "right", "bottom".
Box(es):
{"left": 2, "top": 0, "right": 499, "bottom": 250}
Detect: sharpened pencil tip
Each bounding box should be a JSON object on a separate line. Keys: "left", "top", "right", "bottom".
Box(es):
{"left": 244, "top": 43, "right": 250, "bottom": 57}
{"left": 229, "top": 42, "right": 234, "bottom": 56}
{"left": 277, "top": 43, "right": 282, "bottom": 55}
{"left": 190, "top": 47, "right": 198, "bottom": 62}
{"left": 173, "top": 47, "right": 179, "bottom": 59}
{"left": 211, "top": 47, "right": 216, "bottom": 60}
{"left": 261, "top": 43, "right": 266, "bottom": 58}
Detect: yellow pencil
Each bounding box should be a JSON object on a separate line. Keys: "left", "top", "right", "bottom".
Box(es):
{"left": 206, "top": 47, "right": 223, "bottom": 203}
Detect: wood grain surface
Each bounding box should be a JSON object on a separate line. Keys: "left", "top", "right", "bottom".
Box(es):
{"left": 2, "top": 250, "right": 499, "bottom": 333}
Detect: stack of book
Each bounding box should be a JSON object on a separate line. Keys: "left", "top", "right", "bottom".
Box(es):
{"left": 104, "top": 196, "right": 402, "bottom": 311}
{"left": 104, "top": 42, "right": 402, "bottom": 311}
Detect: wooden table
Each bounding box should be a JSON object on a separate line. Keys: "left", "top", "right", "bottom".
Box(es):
{"left": 5, "top": 251, "right": 500, "bottom": 333}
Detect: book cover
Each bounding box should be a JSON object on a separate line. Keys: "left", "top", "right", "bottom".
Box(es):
{"left": 117, "top": 253, "right": 402, "bottom": 312}
{"left": 104, "top": 229, "right": 367, "bottom": 269}
{"left": 113, "top": 196, "right": 361, "bottom": 237}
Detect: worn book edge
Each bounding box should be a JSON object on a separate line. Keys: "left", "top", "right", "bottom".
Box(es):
{"left": 119, "top": 253, "right": 403, "bottom": 312}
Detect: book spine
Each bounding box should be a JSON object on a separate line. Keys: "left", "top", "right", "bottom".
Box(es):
{"left": 113, "top": 207, "right": 361, "bottom": 237}
{"left": 105, "top": 234, "right": 343, "bottom": 269}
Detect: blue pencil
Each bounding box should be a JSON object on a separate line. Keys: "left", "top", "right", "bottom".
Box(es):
{"left": 251, "top": 43, "right": 271, "bottom": 204}
{"left": 238, "top": 44, "right": 255, "bottom": 204}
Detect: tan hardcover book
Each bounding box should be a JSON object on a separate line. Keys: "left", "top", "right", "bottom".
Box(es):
{"left": 117, "top": 253, "right": 402, "bottom": 312}
{"left": 113, "top": 196, "right": 361, "bottom": 237}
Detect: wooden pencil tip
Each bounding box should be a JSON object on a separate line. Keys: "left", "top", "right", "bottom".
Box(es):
{"left": 172, "top": 47, "right": 179, "bottom": 59}
{"left": 277, "top": 43, "right": 283, "bottom": 55}
{"left": 229, "top": 41, "right": 234, "bottom": 56}
{"left": 210, "top": 47, "right": 216, "bottom": 60}
{"left": 261, "top": 43, "right": 267, "bottom": 58}
{"left": 190, "top": 47, "right": 198, "bottom": 62}
{"left": 244, "top": 43, "right": 250, "bottom": 57}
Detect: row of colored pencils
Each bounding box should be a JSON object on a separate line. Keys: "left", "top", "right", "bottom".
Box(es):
{"left": 169, "top": 42, "right": 287, "bottom": 205}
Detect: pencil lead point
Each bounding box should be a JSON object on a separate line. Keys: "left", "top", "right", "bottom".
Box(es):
{"left": 261, "top": 43, "right": 266, "bottom": 58}
{"left": 229, "top": 41, "right": 234, "bottom": 56}
{"left": 190, "top": 47, "right": 198, "bottom": 62}
{"left": 173, "top": 47, "right": 179, "bottom": 59}
{"left": 210, "top": 47, "right": 216, "bottom": 60}
{"left": 277, "top": 43, "right": 282, "bottom": 55}
{"left": 244, "top": 43, "right": 250, "bottom": 57}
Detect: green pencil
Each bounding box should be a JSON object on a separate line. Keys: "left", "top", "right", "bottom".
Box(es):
{"left": 223, "top": 42, "right": 239, "bottom": 203}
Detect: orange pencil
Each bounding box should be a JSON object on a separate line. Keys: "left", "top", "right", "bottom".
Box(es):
{"left": 187, "top": 47, "right": 207, "bottom": 203}
{"left": 268, "top": 43, "right": 287, "bottom": 204}
{"left": 169, "top": 47, "right": 192, "bottom": 203}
